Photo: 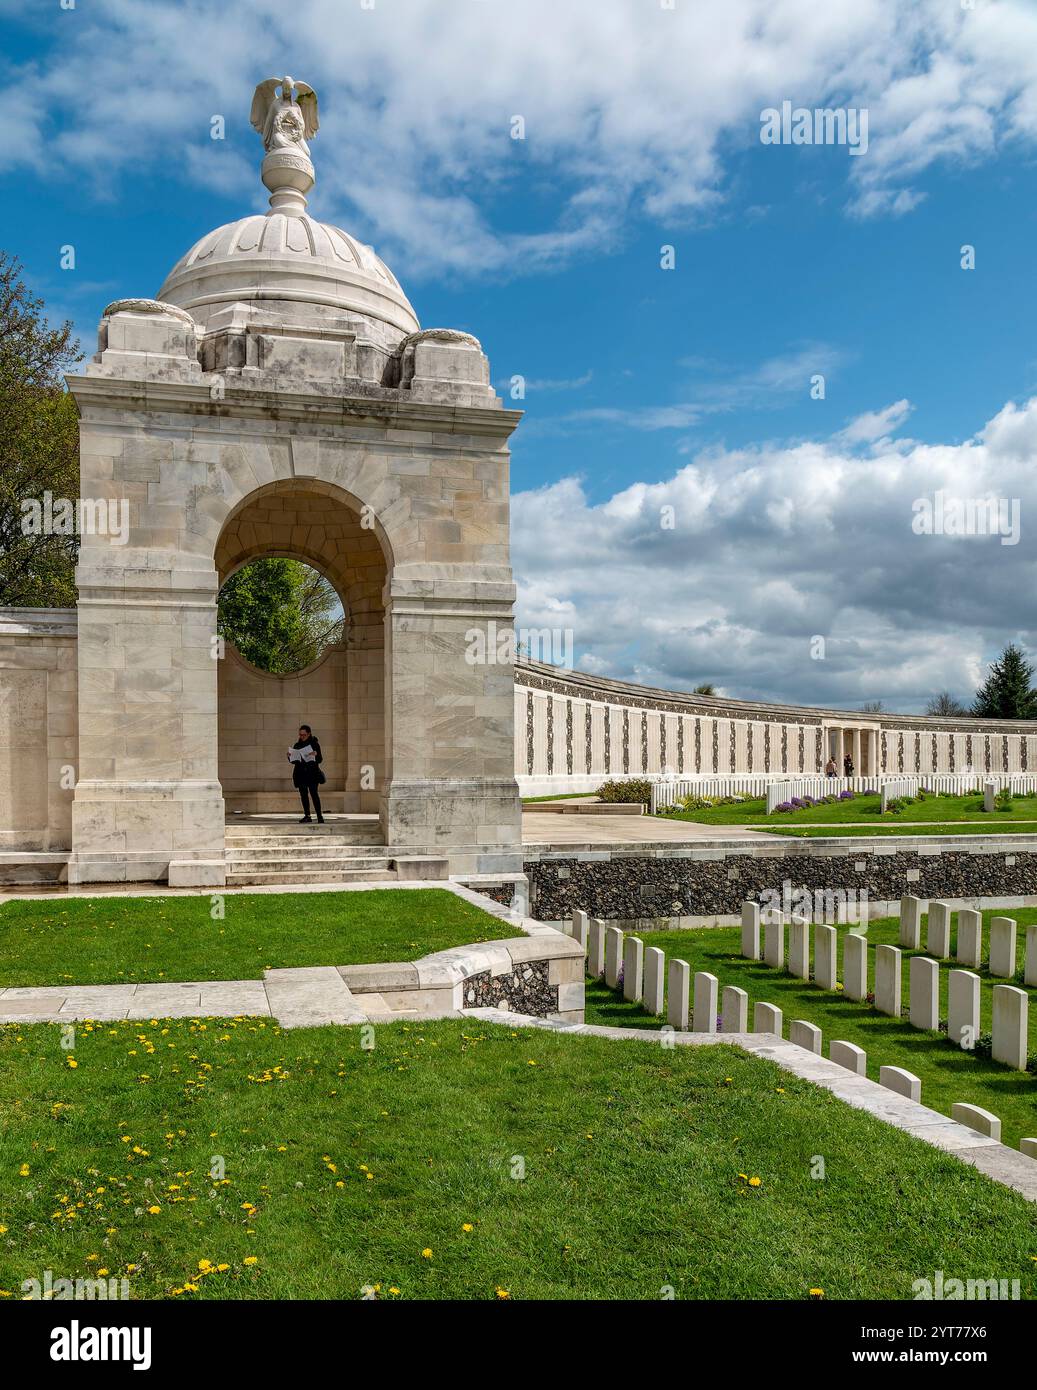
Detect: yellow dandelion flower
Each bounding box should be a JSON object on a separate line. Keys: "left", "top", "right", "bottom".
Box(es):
{"left": 147, "top": 1205, "right": 161, "bottom": 1215}
{"left": 496, "top": 1287, "right": 511, "bottom": 1299}
{"left": 243, "top": 1256, "right": 258, "bottom": 1266}
{"left": 748, "top": 1176, "right": 762, "bottom": 1188}
{"left": 18, "top": 1164, "right": 29, "bottom": 1177}
{"left": 462, "top": 1223, "right": 474, "bottom": 1233}
{"left": 421, "top": 1248, "right": 433, "bottom": 1259}
{"left": 67, "top": 1057, "right": 78, "bottom": 1069}
{"left": 809, "top": 1287, "right": 825, "bottom": 1299}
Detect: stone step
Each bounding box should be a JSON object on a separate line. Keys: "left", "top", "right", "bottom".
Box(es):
{"left": 227, "top": 854, "right": 391, "bottom": 871}
{"left": 226, "top": 867, "right": 397, "bottom": 886}
{"left": 226, "top": 844, "right": 389, "bottom": 861}
{"left": 225, "top": 821, "right": 380, "bottom": 839}
{"left": 225, "top": 834, "right": 385, "bottom": 847}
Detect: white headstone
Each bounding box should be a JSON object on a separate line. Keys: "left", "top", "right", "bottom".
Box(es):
{"left": 643, "top": 946, "right": 665, "bottom": 1015}
{"left": 899, "top": 895, "right": 923, "bottom": 950}
{"left": 830, "top": 1039, "right": 866, "bottom": 1075}
{"left": 983, "top": 779, "right": 996, "bottom": 812}
{"left": 955, "top": 908, "right": 982, "bottom": 968}
{"left": 763, "top": 912, "right": 785, "bottom": 969}
{"left": 622, "top": 935, "right": 644, "bottom": 1003}
{"left": 693, "top": 971, "right": 719, "bottom": 1033}
{"left": 721, "top": 985, "right": 748, "bottom": 1032}
{"left": 992, "top": 984, "right": 1028, "bottom": 1070}
{"left": 879, "top": 1065, "right": 921, "bottom": 1102}
{"left": 1020, "top": 1138, "right": 1037, "bottom": 1159}
{"left": 989, "top": 916, "right": 1017, "bottom": 978}
{"left": 814, "top": 925, "right": 837, "bottom": 991}
{"left": 1025, "top": 923, "right": 1037, "bottom": 988}
{"left": 843, "top": 931, "right": 868, "bottom": 1001}
{"left": 667, "top": 958, "right": 690, "bottom": 1029}
{"left": 604, "top": 926, "right": 623, "bottom": 989}
{"left": 788, "top": 916, "right": 811, "bottom": 981}
{"left": 789, "top": 1019, "right": 822, "bottom": 1054}
{"left": 753, "top": 1001, "right": 783, "bottom": 1036}
{"left": 947, "top": 969, "right": 980, "bottom": 1051}
{"left": 909, "top": 955, "right": 940, "bottom": 1031}
{"left": 874, "top": 943, "right": 902, "bottom": 1017}
{"left": 570, "top": 909, "right": 589, "bottom": 952}
{"left": 926, "top": 902, "right": 951, "bottom": 958}
{"left": 951, "top": 1102, "right": 1001, "bottom": 1141}
{"left": 587, "top": 919, "right": 605, "bottom": 977}
{"left": 741, "top": 900, "right": 761, "bottom": 960}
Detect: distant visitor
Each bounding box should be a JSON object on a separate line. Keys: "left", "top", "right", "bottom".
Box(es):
{"left": 288, "top": 725, "right": 325, "bottom": 823}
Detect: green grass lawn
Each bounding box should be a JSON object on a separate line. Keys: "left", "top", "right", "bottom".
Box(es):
{"left": 1, "top": 1015, "right": 1035, "bottom": 1300}
{"left": 657, "top": 791, "right": 1037, "bottom": 831}
{"left": 521, "top": 792, "right": 597, "bottom": 804}
{"left": 768, "top": 822, "right": 1037, "bottom": 838}
{"left": 0, "top": 890, "right": 521, "bottom": 988}
{"left": 584, "top": 910, "right": 1037, "bottom": 1148}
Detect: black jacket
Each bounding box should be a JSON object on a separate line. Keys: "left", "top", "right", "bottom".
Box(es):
{"left": 290, "top": 736, "right": 324, "bottom": 788}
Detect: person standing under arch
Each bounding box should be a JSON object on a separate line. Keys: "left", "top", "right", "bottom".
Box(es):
{"left": 289, "top": 724, "right": 325, "bottom": 823}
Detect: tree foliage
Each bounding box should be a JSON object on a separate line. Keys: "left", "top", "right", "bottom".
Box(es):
{"left": 971, "top": 644, "right": 1037, "bottom": 720}
{"left": 0, "top": 253, "right": 81, "bottom": 607}
{"left": 926, "top": 691, "right": 968, "bottom": 718}
{"left": 218, "top": 559, "right": 344, "bottom": 674}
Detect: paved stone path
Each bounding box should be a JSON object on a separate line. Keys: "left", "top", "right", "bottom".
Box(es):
{"left": 468, "top": 1008, "right": 1037, "bottom": 1204}
{"left": 522, "top": 810, "right": 778, "bottom": 845}
{"left": 0, "top": 967, "right": 358, "bottom": 1028}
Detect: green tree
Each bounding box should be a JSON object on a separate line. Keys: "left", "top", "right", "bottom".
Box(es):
{"left": 0, "top": 253, "right": 81, "bottom": 607}
{"left": 860, "top": 700, "right": 885, "bottom": 712}
{"left": 218, "top": 559, "right": 344, "bottom": 674}
{"left": 971, "top": 644, "right": 1037, "bottom": 719}
{"left": 693, "top": 682, "right": 716, "bottom": 696}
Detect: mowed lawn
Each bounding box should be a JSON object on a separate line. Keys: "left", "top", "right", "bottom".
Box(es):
{"left": 1, "top": 1017, "right": 1035, "bottom": 1300}
{"left": 583, "top": 910, "right": 1037, "bottom": 1149}
{"left": 0, "top": 890, "right": 521, "bottom": 988}
{"left": 656, "top": 791, "right": 1037, "bottom": 833}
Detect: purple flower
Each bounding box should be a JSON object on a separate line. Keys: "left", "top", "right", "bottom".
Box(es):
{"left": 776, "top": 801, "right": 794, "bottom": 812}
{"left": 839, "top": 789, "right": 854, "bottom": 800}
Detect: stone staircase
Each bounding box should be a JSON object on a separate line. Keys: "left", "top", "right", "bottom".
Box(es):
{"left": 224, "top": 815, "right": 396, "bottom": 887}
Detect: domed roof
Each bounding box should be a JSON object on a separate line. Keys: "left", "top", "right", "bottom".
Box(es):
{"left": 156, "top": 74, "right": 419, "bottom": 338}
{"left": 157, "top": 210, "right": 419, "bottom": 337}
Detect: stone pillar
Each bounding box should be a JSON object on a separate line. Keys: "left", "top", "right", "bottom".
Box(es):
{"left": 740, "top": 901, "right": 761, "bottom": 960}
{"left": 851, "top": 728, "right": 862, "bottom": 775}
{"left": 843, "top": 932, "right": 868, "bottom": 1001}
{"left": 382, "top": 575, "right": 522, "bottom": 874}
{"left": 788, "top": 916, "right": 810, "bottom": 980}
{"left": 762, "top": 912, "right": 785, "bottom": 969}
{"left": 926, "top": 901, "right": 951, "bottom": 958}
{"left": 955, "top": 909, "right": 982, "bottom": 968}
{"left": 947, "top": 969, "right": 980, "bottom": 1051}
{"left": 622, "top": 935, "right": 644, "bottom": 1003}
{"left": 870, "top": 729, "right": 880, "bottom": 776}
{"left": 693, "top": 971, "right": 718, "bottom": 1033}
{"left": 989, "top": 916, "right": 1017, "bottom": 978}
{"left": 909, "top": 956, "right": 939, "bottom": 1031}
{"left": 587, "top": 919, "right": 605, "bottom": 978}
{"left": 834, "top": 727, "right": 845, "bottom": 768}
{"left": 667, "top": 958, "right": 690, "bottom": 1029}
{"left": 643, "top": 947, "right": 665, "bottom": 1015}
{"left": 753, "top": 1001, "right": 783, "bottom": 1036}
{"left": 830, "top": 1040, "right": 866, "bottom": 1075}
{"left": 874, "top": 943, "right": 902, "bottom": 1016}
{"left": 721, "top": 985, "right": 748, "bottom": 1032}
{"left": 814, "top": 925, "right": 837, "bottom": 990}
{"left": 790, "top": 1020, "right": 822, "bottom": 1054}
{"left": 899, "top": 895, "right": 923, "bottom": 950}
{"left": 992, "top": 984, "right": 1028, "bottom": 1070}
{"left": 604, "top": 926, "right": 623, "bottom": 989}
{"left": 880, "top": 1065, "right": 921, "bottom": 1102}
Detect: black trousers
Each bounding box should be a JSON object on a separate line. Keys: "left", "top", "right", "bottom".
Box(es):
{"left": 299, "top": 784, "right": 322, "bottom": 818}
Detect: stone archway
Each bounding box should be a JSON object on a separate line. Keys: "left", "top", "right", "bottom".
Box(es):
{"left": 214, "top": 479, "right": 390, "bottom": 816}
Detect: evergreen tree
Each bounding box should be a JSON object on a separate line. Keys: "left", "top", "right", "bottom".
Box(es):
{"left": 970, "top": 644, "right": 1037, "bottom": 719}
{"left": 0, "top": 253, "right": 81, "bottom": 606}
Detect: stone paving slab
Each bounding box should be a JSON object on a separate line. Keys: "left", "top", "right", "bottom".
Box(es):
{"left": 263, "top": 966, "right": 367, "bottom": 1027}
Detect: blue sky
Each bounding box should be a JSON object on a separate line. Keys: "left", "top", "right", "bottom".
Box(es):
{"left": 7, "top": 0, "right": 1037, "bottom": 711}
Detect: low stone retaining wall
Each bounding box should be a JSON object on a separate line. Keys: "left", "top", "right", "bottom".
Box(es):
{"left": 522, "top": 840, "right": 1037, "bottom": 924}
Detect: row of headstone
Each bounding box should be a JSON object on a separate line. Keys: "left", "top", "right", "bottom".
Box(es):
{"left": 741, "top": 899, "right": 1033, "bottom": 1071}
{"left": 900, "top": 895, "right": 1037, "bottom": 982}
